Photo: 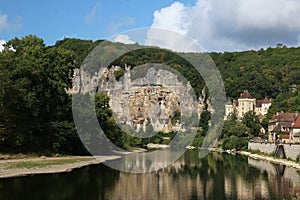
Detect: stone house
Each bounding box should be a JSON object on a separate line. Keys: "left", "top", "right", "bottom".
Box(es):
{"left": 225, "top": 90, "right": 271, "bottom": 120}
{"left": 268, "top": 112, "right": 297, "bottom": 143}
{"left": 291, "top": 114, "right": 300, "bottom": 143}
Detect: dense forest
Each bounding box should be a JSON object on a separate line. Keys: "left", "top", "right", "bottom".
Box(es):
{"left": 0, "top": 35, "right": 300, "bottom": 154}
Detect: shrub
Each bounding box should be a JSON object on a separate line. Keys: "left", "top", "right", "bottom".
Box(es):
{"left": 296, "top": 154, "right": 300, "bottom": 163}
{"left": 222, "top": 136, "right": 248, "bottom": 150}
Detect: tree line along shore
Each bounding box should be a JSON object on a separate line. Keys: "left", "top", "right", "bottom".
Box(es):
{"left": 1, "top": 35, "right": 300, "bottom": 155}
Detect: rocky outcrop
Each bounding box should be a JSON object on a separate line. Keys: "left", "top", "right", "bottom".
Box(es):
{"left": 70, "top": 65, "right": 210, "bottom": 133}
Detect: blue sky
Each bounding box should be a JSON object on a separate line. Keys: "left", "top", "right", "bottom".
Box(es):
{"left": 1, "top": 0, "right": 300, "bottom": 52}
{"left": 0, "top": 0, "right": 195, "bottom": 45}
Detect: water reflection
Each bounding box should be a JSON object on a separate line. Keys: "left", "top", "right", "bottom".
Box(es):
{"left": 249, "top": 158, "right": 300, "bottom": 198}
{"left": 0, "top": 164, "right": 119, "bottom": 200}
{"left": 0, "top": 151, "right": 299, "bottom": 200}
{"left": 108, "top": 151, "right": 300, "bottom": 200}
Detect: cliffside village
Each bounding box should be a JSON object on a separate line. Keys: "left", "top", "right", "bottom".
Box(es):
{"left": 225, "top": 90, "right": 300, "bottom": 144}
{"left": 68, "top": 65, "right": 202, "bottom": 133}
{"left": 68, "top": 64, "right": 300, "bottom": 143}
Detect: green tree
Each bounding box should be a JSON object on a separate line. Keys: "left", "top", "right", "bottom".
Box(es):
{"left": 241, "top": 111, "right": 261, "bottom": 135}
{"left": 222, "top": 136, "right": 248, "bottom": 150}
{"left": 222, "top": 120, "right": 250, "bottom": 138}
{"left": 0, "top": 35, "right": 80, "bottom": 153}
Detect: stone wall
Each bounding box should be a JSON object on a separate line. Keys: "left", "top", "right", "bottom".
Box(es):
{"left": 248, "top": 142, "right": 300, "bottom": 160}
{"left": 282, "top": 144, "right": 300, "bottom": 160}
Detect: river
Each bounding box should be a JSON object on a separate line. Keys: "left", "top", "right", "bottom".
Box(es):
{"left": 0, "top": 150, "right": 299, "bottom": 200}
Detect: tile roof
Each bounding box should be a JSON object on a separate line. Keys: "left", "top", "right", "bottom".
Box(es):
{"left": 233, "top": 100, "right": 238, "bottom": 107}
{"left": 262, "top": 97, "right": 271, "bottom": 104}
{"left": 293, "top": 114, "right": 300, "bottom": 128}
{"left": 281, "top": 134, "right": 290, "bottom": 139}
{"left": 240, "top": 90, "right": 253, "bottom": 99}
{"left": 271, "top": 113, "right": 296, "bottom": 122}
{"left": 271, "top": 124, "right": 281, "bottom": 133}
{"left": 256, "top": 100, "right": 263, "bottom": 108}
{"left": 270, "top": 121, "right": 293, "bottom": 133}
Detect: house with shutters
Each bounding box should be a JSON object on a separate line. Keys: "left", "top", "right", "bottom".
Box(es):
{"left": 268, "top": 112, "right": 296, "bottom": 143}
{"left": 225, "top": 90, "right": 271, "bottom": 120}
{"left": 291, "top": 114, "right": 300, "bottom": 143}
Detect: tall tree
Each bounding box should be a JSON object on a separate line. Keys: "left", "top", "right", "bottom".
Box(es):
{"left": 0, "top": 35, "right": 78, "bottom": 153}
{"left": 242, "top": 111, "right": 261, "bottom": 136}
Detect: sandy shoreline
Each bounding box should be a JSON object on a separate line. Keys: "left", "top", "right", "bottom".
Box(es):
{"left": 0, "top": 155, "right": 120, "bottom": 179}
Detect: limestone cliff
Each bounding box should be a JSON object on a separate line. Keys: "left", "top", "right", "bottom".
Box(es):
{"left": 69, "top": 65, "right": 211, "bottom": 133}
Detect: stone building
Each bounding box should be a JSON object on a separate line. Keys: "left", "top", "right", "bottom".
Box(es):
{"left": 268, "top": 112, "right": 297, "bottom": 143}
{"left": 290, "top": 114, "right": 300, "bottom": 143}
{"left": 102, "top": 65, "right": 198, "bottom": 133}
{"left": 67, "top": 64, "right": 204, "bottom": 133}
{"left": 225, "top": 90, "right": 271, "bottom": 120}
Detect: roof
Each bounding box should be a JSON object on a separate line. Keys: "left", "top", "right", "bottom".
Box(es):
{"left": 256, "top": 100, "right": 263, "bottom": 108}
{"left": 281, "top": 134, "right": 290, "bottom": 139}
{"left": 270, "top": 113, "right": 296, "bottom": 122}
{"left": 280, "top": 122, "right": 293, "bottom": 128}
{"left": 240, "top": 90, "right": 253, "bottom": 99}
{"left": 271, "top": 123, "right": 292, "bottom": 133}
{"left": 271, "top": 124, "right": 281, "bottom": 133}
{"left": 262, "top": 97, "right": 271, "bottom": 104}
{"left": 293, "top": 114, "right": 300, "bottom": 128}
{"left": 233, "top": 100, "right": 238, "bottom": 107}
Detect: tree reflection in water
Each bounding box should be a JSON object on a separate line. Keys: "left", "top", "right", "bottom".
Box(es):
{"left": 0, "top": 151, "right": 299, "bottom": 200}
{"left": 0, "top": 164, "right": 119, "bottom": 200}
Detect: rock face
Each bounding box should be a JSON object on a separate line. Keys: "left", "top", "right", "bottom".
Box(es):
{"left": 70, "top": 65, "right": 209, "bottom": 133}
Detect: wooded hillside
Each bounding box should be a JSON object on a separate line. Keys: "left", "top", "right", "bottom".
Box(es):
{"left": 0, "top": 35, "right": 299, "bottom": 154}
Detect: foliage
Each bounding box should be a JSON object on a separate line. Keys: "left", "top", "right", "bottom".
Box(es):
{"left": 241, "top": 111, "right": 261, "bottom": 135}
{"left": 55, "top": 38, "right": 103, "bottom": 67}
{"left": 111, "top": 48, "right": 205, "bottom": 97}
{"left": 296, "top": 154, "right": 300, "bottom": 163}
{"left": 222, "top": 120, "right": 250, "bottom": 138}
{"left": 222, "top": 136, "right": 248, "bottom": 150}
{"left": 2, "top": 35, "right": 300, "bottom": 154}
{"left": 191, "top": 135, "right": 204, "bottom": 147}
{"left": 171, "top": 110, "right": 181, "bottom": 125}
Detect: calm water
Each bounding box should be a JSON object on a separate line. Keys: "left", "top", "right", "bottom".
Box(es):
{"left": 1, "top": 151, "right": 300, "bottom": 200}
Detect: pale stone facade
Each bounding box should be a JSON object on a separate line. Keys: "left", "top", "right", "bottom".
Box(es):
{"left": 102, "top": 66, "right": 198, "bottom": 133}
{"left": 267, "top": 112, "right": 300, "bottom": 144}
{"left": 225, "top": 90, "right": 271, "bottom": 120}
{"left": 69, "top": 65, "right": 208, "bottom": 133}
{"left": 291, "top": 114, "right": 300, "bottom": 143}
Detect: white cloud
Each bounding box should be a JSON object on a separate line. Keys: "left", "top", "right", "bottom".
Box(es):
{"left": 0, "top": 13, "right": 22, "bottom": 33}
{"left": 85, "top": 2, "right": 101, "bottom": 24}
{"left": 0, "top": 40, "right": 5, "bottom": 52}
{"left": 113, "top": 34, "right": 135, "bottom": 44}
{"left": 152, "top": 2, "right": 189, "bottom": 35}
{"left": 145, "top": 28, "right": 204, "bottom": 52}
{"left": 0, "top": 14, "right": 10, "bottom": 32}
{"left": 149, "top": 0, "right": 300, "bottom": 52}
{"left": 107, "top": 17, "right": 135, "bottom": 34}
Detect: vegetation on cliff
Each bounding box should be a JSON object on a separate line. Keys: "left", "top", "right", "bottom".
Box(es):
{"left": 0, "top": 35, "right": 300, "bottom": 154}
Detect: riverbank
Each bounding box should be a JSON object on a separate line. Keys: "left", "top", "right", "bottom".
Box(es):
{"left": 207, "top": 147, "right": 300, "bottom": 170}
{"left": 0, "top": 155, "right": 120, "bottom": 179}
{"left": 238, "top": 151, "right": 300, "bottom": 170}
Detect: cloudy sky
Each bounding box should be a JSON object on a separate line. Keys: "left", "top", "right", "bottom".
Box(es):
{"left": 1, "top": 0, "right": 300, "bottom": 52}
